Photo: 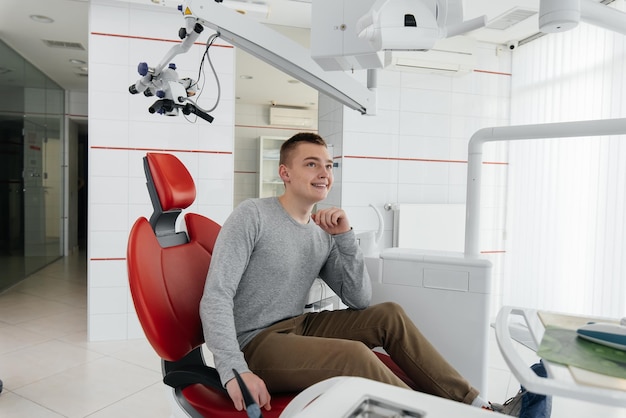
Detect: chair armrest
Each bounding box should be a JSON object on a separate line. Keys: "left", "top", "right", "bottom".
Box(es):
{"left": 163, "top": 365, "right": 225, "bottom": 392}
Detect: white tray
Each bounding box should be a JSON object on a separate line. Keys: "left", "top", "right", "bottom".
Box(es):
{"left": 495, "top": 306, "right": 626, "bottom": 407}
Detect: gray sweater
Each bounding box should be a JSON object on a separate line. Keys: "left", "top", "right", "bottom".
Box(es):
{"left": 199, "top": 197, "right": 371, "bottom": 386}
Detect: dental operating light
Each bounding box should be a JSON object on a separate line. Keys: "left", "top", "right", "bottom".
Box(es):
{"left": 356, "top": 0, "right": 487, "bottom": 51}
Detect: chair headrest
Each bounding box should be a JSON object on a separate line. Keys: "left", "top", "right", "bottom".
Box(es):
{"left": 146, "top": 153, "right": 196, "bottom": 211}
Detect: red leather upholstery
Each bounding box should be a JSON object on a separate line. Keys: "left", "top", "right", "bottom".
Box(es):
{"left": 145, "top": 153, "right": 196, "bottom": 211}
{"left": 128, "top": 216, "right": 210, "bottom": 360}
{"left": 375, "top": 351, "right": 418, "bottom": 391}
{"left": 128, "top": 152, "right": 414, "bottom": 417}
{"left": 183, "top": 386, "right": 295, "bottom": 418}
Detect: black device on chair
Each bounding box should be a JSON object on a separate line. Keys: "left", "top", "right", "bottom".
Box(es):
{"left": 233, "top": 369, "right": 263, "bottom": 418}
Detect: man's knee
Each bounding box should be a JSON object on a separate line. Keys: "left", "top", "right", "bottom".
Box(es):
{"left": 371, "top": 301, "right": 408, "bottom": 321}
{"left": 375, "top": 301, "right": 404, "bottom": 314}
{"left": 368, "top": 301, "right": 415, "bottom": 336}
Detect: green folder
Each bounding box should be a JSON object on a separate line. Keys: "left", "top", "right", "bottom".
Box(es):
{"left": 537, "top": 326, "right": 626, "bottom": 380}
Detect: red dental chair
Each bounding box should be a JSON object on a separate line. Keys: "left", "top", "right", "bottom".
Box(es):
{"left": 127, "top": 152, "right": 415, "bottom": 417}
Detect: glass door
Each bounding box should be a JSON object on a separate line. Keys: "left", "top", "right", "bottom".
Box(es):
{"left": 22, "top": 115, "right": 63, "bottom": 275}
{"left": 0, "top": 40, "right": 63, "bottom": 291}
{"left": 22, "top": 117, "right": 60, "bottom": 274}
{"left": 22, "top": 118, "right": 46, "bottom": 263}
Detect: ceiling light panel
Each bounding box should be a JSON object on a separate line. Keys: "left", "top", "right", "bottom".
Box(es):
{"left": 30, "top": 15, "right": 54, "bottom": 23}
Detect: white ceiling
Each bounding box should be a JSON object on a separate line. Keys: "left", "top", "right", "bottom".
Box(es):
{"left": 0, "top": 0, "right": 553, "bottom": 110}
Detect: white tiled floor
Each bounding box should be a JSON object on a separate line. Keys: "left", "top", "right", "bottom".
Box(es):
{"left": 0, "top": 253, "right": 169, "bottom": 418}
{"left": 0, "top": 252, "right": 624, "bottom": 417}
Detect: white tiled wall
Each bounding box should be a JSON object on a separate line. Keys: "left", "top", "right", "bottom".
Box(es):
{"left": 87, "top": 0, "right": 235, "bottom": 341}
{"left": 320, "top": 43, "right": 513, "bottom": 318}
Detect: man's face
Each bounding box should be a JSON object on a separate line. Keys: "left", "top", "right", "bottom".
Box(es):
{"left": 280, "top": 142, "right": 334, "bottom": 204}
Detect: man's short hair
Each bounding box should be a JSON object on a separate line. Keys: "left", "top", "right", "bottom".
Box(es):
{"left": 279, "top": 133, "right": 327, "bottom": 166}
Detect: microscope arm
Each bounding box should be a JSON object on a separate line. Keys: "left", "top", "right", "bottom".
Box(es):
{"left": 180, "top": 0, "right": 375, "bottom": 115}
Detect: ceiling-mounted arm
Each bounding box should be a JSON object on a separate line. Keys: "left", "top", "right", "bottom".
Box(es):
{"left": 436, "top": 0, "right": 487, "bottom": 38}
{"left": 580, "top": 0, "right": 626, "bottom": 35}
{"left": 539, "top": 0, "right": 626, "bottom": 36}
{"left": 181, "top": 0, "right": 375, "bottom": 115}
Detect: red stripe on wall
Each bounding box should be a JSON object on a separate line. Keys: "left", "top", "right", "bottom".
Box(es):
{"left": 235, "top": 124, "right": 317, "bottom": 132}
{"left": 473, "top": 69, "right": 512, "bottom": 76}
{"left": 341, "top": 155, "right": 508, "bottom": 165}
{"left": 90, "top": 258, "right": 126, "bottom": 261}
{"left": 90, "top": 146, "right": 232, "bottom": 155}
{"left": 90, "top": 31, "right": 233, "bottom": 48}
{"left": 344, "top": 155, "right": 466, "bottom": 164}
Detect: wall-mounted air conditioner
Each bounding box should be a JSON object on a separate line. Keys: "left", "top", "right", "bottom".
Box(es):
{"left": 386, "top": 36, "right": 477, "bottom": 75}
{"left": 269, "top": 106, "right": 317, "bottom": 128}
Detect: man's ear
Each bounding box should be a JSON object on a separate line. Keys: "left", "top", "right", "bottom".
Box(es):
{"left": 278, "top": 164, "right": 289, "bottom": 182}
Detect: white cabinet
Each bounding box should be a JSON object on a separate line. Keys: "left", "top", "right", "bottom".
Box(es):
{"left": 259, "top": 136, "right": 287, "bottom": 198}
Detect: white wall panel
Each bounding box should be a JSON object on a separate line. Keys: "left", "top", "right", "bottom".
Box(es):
{"left": 400, "top": 71, "right": 453, "bottom": 91}
{"left": 89, "top": 38, "right": 131, "bottom": 65}
{"left": 89, "top": 90, "right": 131, "bottom": 120}
{"left": 89, "top": 230, "right": 129, "bottom": 259}
{"left": 89, "top": 314, "right": 128, "bottom": 341}
{"left": 398, "top": 135, "right": 451, "bottom": 160}
{"left": 90, "top": 150, "right": 130, "bottom": 177}
{"left": 344, "top": 108, "right": 400, "bottom": 135}
{"left": 343, "top": 131, "right": 398, "bottom": 158}
{"left": 399, "top": 111, "right": 451, "bottom": 138}
{"left": 88, "top": 119, "right": 129, "bottom": 148}
{"left": 90, "top": 204, "right": 129, "bottom": 231}
{"left": 89, "top": 177, "right": 129, "bottom": 204}
{"left": 401, "top": 88, "right": 452, "bottom": 115}
{"left": 90, "top": 260, "right": 127, "bottom": 288}
{"left": 90, "top": 287, "right": 128, "bottom": 315}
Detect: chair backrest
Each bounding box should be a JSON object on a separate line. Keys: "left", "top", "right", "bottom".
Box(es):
{"left": 143, "top": 152, "right": 196, "bottom": 247}
{"left": 127, "top": 152, "right": 221, "bottom": 362}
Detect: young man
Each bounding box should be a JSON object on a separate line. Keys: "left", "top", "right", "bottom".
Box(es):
{"left": 199, "top": 132, "right": 489, "bottom": 413}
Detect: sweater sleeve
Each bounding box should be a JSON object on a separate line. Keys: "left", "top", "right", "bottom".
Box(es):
{"left": 319, "top": 229, "right": 372, "bottom": 309}
{"left": 199, "top": 201, "right": 257, "bottom": 387}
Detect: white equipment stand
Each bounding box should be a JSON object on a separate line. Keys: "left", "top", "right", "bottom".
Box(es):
{"left": 368, "top": 251, "right": 492, "bottom": 395}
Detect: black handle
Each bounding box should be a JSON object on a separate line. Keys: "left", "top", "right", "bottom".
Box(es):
{"left": 183, "top": 103, "right": 214, "bottom": 123}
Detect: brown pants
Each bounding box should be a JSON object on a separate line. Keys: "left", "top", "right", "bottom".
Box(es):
{"left": 242, "top": 301, "right": 479, "bottom": 404}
